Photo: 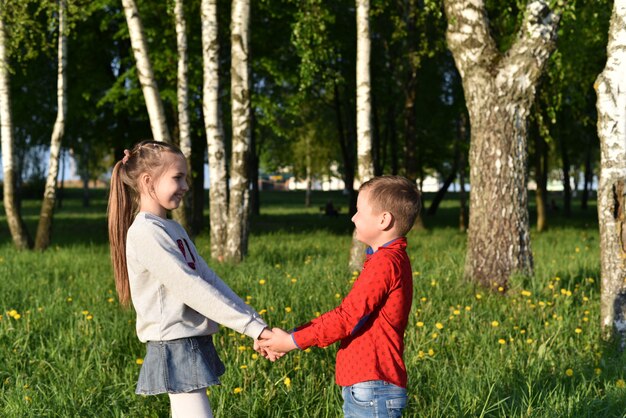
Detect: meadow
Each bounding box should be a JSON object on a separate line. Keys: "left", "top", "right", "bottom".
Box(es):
{"left": 1, "top": 189, "right": 625, "bottom": 417}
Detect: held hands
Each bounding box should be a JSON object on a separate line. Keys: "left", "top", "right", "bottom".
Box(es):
{"left": 254, "top": 328, "right": 285, "bottom": 362}
{"left": 258, "top": 327, "right": 297, "bottom": 354}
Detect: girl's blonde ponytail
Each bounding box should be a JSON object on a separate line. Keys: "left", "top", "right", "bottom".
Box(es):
{"left": 107, "top": 161, "right": 135, "bottom": 306}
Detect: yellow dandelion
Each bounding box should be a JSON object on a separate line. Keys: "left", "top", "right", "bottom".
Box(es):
{"left": 314, "top": 311, "right": 321, "bottom": 317}
{"left": 617, "top": 379, "right": 626, "bottom": 388}
{"left": 284, "top": 377, "right": 291, "bottom": 387}
{"left": 475, "top": 293, "right": 482, "bottom": 300}
{"left": 285, "top": 307, "right": 292, "bottom": 313}
{"left": 431, "top": 332, "right": 438, "bottom": 339}
{"left": 498, "top": 287, "right": 504, "bottom": 292}
{"left": 136, "top": 358, "right": 144, "bottom": 365}
{"left": 67, "top": 297, "right": 73, "bottom": 302}
{"left": 526, "top": 338, "right": 533, "bottom": 344}
{"left": 521, "top": 290, "right": 532, "bottom": 297}
{"left": 565, "top": 369, "right": 574, "bottom": 377}
{"left": 413, "top": 271, "right": 420, "bottom": 276}
{"left": 453, "top": 310, "right": 460, "bottom": 315}
{"left": 24, "top": 396, "right": 32, "bottom": 402}
{"left": 238, "top": 346, "right": 247, "bottom": 351}
{"left": 86, "top": 315, "right": 93, "bottom": 320}
{"left": 418, "top": 350, "right": 425, "bottom": 359}
{"left": 240, "top": 365, "right": 248, "bottom": 369}
{"left": 428, "top": 348, "right": 435, "bottom": 356}
{"left": 595, "top": 368, "right": 602, "bottom": 376}
{"left": 431, "top": 280, "right": 438, "bottom": 287}
{"left": 420, "top": 297, "right": 428, "bottom": 302}
{"left": 304, "top": 348, "right": 312, "bottom": 353}
{"left": 233, "top": 387, "right": 243, "bottom": 394}
{"left": 259, "top": 279, "right": 266, "bottom": 285}
{"left": 259, "top": 309, "right": 267, "bottom": 315}
{"left": 107, "top": 298, "right": 115, "bottom": 303}
{"left": 8, "top": 309, "right": 18, "bottom": 317}
{"left": 291, "top": 278, "right": 297, "bottom": 283}
{"left": 465, "top": 306, "right": 471, "bottom": 311}
{"left": 82, "top": 310, "right": 89, "bottom": 315}
{"left": 13, "top": 314, "right": 21, "bottom": 320}
{"left": 498, "top": 339, "right": 506, "bottom": 345}
{"left": 575, "top": 328, "right": 582, "bottom": 334}
{"left": 335, "top": 293, "right": 341, "bottom": 299}
{"left": 416, "top": 321, "right": 424, "bottom": 327}
{"left": 435, "top": 322, "right": 444, "bottom": 330}
{"left": 491, "top": 321, "right": 499, "bottom": 327}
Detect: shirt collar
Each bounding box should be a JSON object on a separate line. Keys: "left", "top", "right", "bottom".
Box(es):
{"left": 365, "top": 237, "right": 405, "bottom": 255}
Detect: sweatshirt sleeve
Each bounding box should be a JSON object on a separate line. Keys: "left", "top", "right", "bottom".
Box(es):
{"left": 292, "top": 255, "right": 397, "bottom": 349}
{"left": 131, "top": 219, "right": 267, "bottom": 339}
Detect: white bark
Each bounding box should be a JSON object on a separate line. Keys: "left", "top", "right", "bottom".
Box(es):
{"left": 0, "top": 12, "right": 30, "bottom": 249}
{"left": 355, "top": 0, "right": 374, "bottom": 183}
{"left": 201, "top": 0, "right": 228, "bottom": 260}
{"left": 172, "top": 0, "right": 192, "bottom": 232}
{"left": 444, "top": 0, "right": 560, "bottom": 288}
{"left": 350, "top": 0, "right": 374, "bottom": 272}
{"left": 596, "top": 0, "right": 626, "bottom": 343}
{"left": 226, "top": 0, "right": 251, "bottom": 262}
{"left": 35, "top": 0, "right": 68, "bottom": 250}
{"left": 121, "top": 0, "right": 171, "bottom": 143}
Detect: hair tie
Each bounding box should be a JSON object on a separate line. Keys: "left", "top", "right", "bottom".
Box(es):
{"left": 121, "top": 149, "right": 131, "bottom": 165}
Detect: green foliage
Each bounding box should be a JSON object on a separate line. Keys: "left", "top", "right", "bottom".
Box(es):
{"left": 1, "top": 191, "right": 626, "bottom": 417}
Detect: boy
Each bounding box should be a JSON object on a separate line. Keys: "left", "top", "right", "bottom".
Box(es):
{"left": 259, "top": 176, "right": 420, "bottom": 418}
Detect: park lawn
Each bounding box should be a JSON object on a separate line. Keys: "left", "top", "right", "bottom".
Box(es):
{"left": 1, "top": 189, "right": 626, "bottom": 417}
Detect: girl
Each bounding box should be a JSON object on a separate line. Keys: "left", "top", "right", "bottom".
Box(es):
{"left": 107, "top": 140, "right": 274, "bottom": 417}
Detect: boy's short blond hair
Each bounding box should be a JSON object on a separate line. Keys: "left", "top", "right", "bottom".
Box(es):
{"left": 359, "top": 176, "right": 421, "bottom": 236}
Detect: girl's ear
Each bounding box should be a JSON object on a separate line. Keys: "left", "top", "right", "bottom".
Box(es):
{"left": 379, "top": 211, "right": 393, "bottom": 231}
{"left": 138, "top": 172, "right": 152, "bottom": 194}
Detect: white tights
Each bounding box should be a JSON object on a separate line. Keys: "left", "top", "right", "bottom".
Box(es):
{"left": 168, "top": 388, "right": 213, "bottom": 418}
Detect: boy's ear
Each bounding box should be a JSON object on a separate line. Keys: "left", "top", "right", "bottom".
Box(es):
{"left": 379, "top": 211, "right": 394, "bottom": 231}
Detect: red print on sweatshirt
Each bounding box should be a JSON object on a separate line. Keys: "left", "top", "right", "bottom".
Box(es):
{"left": 176, "top": 239, "right": 197, "bottom": 270}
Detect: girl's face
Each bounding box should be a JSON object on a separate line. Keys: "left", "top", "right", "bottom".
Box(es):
{"left": 139, "top": 152, "right": 189, "bottom": 218}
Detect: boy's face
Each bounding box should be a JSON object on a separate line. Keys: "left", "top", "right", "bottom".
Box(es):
{"left": 351, "top": 189, "right": 383, "bottom": 248}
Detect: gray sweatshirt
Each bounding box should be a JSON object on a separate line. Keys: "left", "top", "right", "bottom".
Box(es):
{"left": 126, "top": 212, "right": 267, "bottom": 342}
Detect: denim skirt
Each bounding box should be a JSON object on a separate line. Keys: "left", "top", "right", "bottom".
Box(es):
{"left": 136, "top": 335, "right": 225, "bottom": 395}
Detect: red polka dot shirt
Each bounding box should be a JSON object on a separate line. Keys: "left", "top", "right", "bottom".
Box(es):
{"left": 292, "top": 237, "right": 413, "bottom": 388}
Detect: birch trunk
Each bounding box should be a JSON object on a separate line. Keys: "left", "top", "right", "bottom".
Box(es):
{"left": 444, "top": 0, "right": 560, "bottom": 289}
{"left": 595, "top": 0, "right": 626, "bottom": 343}
{"left": 171, "top": 0, "right": 192, "bottom": 233}
{"left": 0, "top": 14, "right": 30, "bottom": 249}
{"left": 226, "top": 0, "right": 251, "bottom": 262}
{"left": 201, "top": 0, "right": 228, "bottom": 261}
{"left": 349, "top": 0, "right": 374, "bottom": 272}
{"left": 121, "top": 0, "right": 171, "bottom": 143}
{"left": 35, "top": 0, "right": 67, "bottom": 250}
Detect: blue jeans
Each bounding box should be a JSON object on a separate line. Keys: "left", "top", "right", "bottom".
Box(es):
{"left": 342, "top": 380, "right": 407, "bottom": 418}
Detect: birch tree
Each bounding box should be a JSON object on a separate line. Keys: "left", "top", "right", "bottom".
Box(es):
{"left": 596, "top": 0, "right": 626, "bottom": 343}
{"left": 201, "top": 0, "right": 228, "bottom": 261}
{"left": 35, "top": 0, "right": 67, "bottom": 250}
{"left": 171, "top": 0, "right": 192, "bottom": 232}
{"left": 443, "top": 0, "right": 561, "bottom": 290}
{"left": 0, "top": 7, "right": 31, "bottom": 249}
{"left": 349, "top": 0, "right": 374, "bottom": 272}
{"left": 226, "top": 0, "right": 251, "bottom": 262}
{"left": 121, "top": 0, "right": 171, "bottom": 143}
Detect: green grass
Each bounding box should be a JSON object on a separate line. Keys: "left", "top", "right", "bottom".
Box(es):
{"left": 1, "top": 190, "right": 625, "bottom": 417}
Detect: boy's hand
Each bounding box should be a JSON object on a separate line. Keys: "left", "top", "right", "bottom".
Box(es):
{"left": 254, "top": 328, "right": 284, "bottom": 361}
{"left": 258, "top": 327, "right": 298, "bottom": 353}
